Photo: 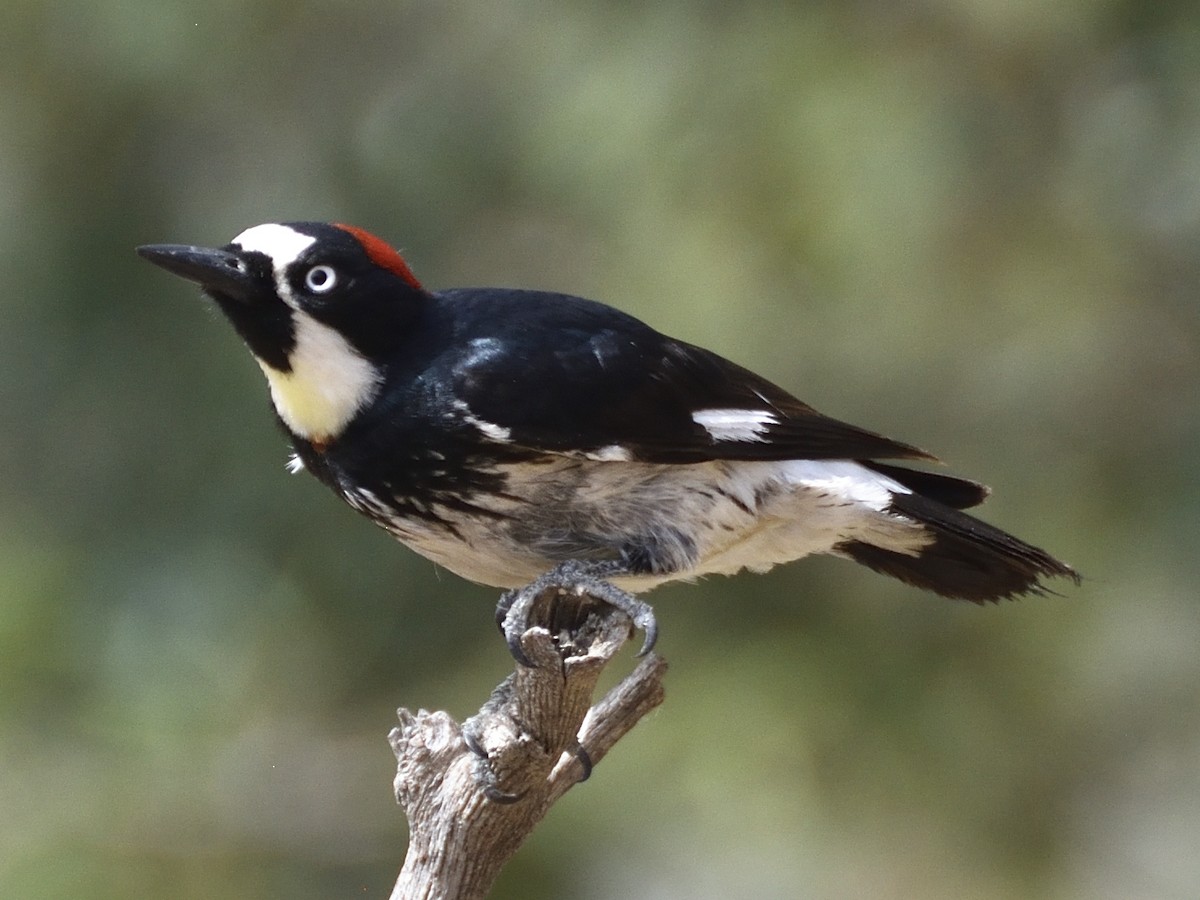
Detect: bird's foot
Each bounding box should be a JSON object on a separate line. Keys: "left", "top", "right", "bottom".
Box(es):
{"left": 495, "top": 560, "right": 658, "bottom": 667}
{"left": 461, "top": 724, "right": 526, "bottom": 804}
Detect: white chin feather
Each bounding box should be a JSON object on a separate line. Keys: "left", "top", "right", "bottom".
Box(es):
{"left": 259, "top": 314, "right": 382, "bottom": 442}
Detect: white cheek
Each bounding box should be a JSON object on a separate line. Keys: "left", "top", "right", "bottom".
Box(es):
{"left": 259, "top": 315, "right": 382, "bottom": 442}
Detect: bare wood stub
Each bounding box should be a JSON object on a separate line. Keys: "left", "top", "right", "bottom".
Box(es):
{"left": 389, "top": 589, "right": 668, "bottom": 900}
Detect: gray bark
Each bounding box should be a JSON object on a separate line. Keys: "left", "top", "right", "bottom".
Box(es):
{"left": 388, "top": 588, "right": 668, "bottom": 900}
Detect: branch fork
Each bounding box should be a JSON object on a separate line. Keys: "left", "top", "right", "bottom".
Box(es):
{"left": 389, "top": 585, "right": 668, "bottom": 900}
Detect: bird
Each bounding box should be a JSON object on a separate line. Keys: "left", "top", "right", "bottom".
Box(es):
{"left": 137, "top": 221, "right": 1077, "bottom": 663}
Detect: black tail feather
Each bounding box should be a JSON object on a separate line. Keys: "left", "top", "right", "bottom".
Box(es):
{"left": 836, "top": 492, "right": 1078, "bottom": 603}
{"left": 860, "top": 461, "right": 991, "bottom": 510}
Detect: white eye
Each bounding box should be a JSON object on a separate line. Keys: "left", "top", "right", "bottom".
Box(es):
{"left": 304, "top": 265, "right": 337, "bottom": 293}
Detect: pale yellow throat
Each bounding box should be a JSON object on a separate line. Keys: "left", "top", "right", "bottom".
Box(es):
{"left": 257, "top": 315, "right": 382, "bottom": 445}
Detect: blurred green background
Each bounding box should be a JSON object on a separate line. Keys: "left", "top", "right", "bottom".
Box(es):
{"left": 3, "top": 1, "right": 1199, "bottom": 897}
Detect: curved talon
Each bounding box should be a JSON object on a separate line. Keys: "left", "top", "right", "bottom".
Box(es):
{"left": 464, "top": 726, "right": 527, "bottom": 804}
{"left": 494, "top": 561, "right": 661, "bottom": 667}
{"left": 495, "top": 588, "right": 517, "bottom": 633}
{"left": 505, "top": 627, "right": 535, "bottom": 669}
{"left": 586, "top": 580, "right": 658, "bottom": 659}
{"left": 496, "top": 583, "right": 542, "bottom": 667}
{"left": 571, "top": 744, "right": 593, "bottom": 783}
{"left": 462, "top": 727, "right": 487, "bottom": 760}
{"left": 634, "top": 609, "right": 658, "bottom": 657}
{"left": 483, "top": 784, "right": 526, "bottom": 805}
{"left": 495, "top": 589, "right": 536, "bottom": 666}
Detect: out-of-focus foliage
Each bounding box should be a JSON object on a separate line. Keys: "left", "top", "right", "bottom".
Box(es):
{"left": 2, "top": 1, "right": 1198, "bottom": 897}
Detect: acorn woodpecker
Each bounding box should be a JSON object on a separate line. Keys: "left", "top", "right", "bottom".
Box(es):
{"left": 138, "top": 222, "right": 1077, "bottom": 662}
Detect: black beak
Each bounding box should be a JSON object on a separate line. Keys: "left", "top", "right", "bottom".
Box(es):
{"left": 137, "top": 244, "right": 255, "bottom": 300}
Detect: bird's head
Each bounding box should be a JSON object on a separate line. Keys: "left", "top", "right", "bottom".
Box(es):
{"left": 139, "top": 222, "right": 426, "bottom": 447}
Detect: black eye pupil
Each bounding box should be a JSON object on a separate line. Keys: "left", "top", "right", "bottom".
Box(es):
{"left": 306, "top": 266, "right": 335, "bottom": 291}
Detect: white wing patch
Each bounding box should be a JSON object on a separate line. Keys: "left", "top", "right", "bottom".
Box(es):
{"left": 467, "top": 417, "right": 512, "bottom": 443}
{"left": 779, "top": 459, "right": 911, "bottom": 511}
{"left": 585, "top": 444, "right": 633, "bottom": 461}
{"left": 451, "top": 400, "right": 512, "bottom": 443}
{"left": 692, "top": 408, "right": 779, "bottom": 443}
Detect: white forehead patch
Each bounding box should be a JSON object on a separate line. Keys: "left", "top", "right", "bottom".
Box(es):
{"left": 692, "top": 409, "right": 779, "bottom": 443}
{"left": 232, "top": 223, "right": 316, "bottom": 271}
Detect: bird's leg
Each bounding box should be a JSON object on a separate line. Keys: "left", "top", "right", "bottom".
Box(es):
{"left": 496, "top": 560, "right": 658, "bottom": 667}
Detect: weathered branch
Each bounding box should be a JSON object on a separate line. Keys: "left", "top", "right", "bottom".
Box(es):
{"left": 388, "top": 587, "right": 668, "bottom": 900}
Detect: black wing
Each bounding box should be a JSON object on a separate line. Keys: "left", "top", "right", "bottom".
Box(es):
{"left": 438, "top": 288, "right": 936, "bottom": 465}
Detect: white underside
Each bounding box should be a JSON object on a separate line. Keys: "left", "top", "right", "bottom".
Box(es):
{"left": 348, "top": 456, "right": 932, "bottom": 590}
